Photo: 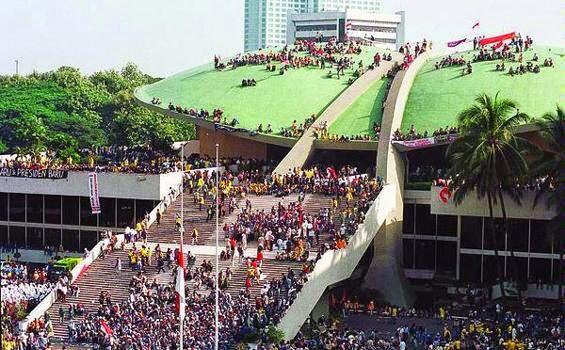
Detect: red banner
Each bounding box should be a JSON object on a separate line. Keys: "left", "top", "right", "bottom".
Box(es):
{"left": 480, "top": 32, "right": 515, "bottom": 46}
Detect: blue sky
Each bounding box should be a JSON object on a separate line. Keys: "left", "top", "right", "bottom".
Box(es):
{"left": 1, "top": 0, "right": 562, "bottom": 77}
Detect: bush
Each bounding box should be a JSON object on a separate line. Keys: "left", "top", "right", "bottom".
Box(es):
{"left": 241, "top": 330, "right": 259, "bottom": 343}
{"left": 266, "top": 326, "right": 285, "bottom": 344}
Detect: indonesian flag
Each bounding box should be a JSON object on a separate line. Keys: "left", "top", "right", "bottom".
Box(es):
{"left": 480, "top": 32, "right": 515, "bottom": 46}
{"left": 100, "top": 320, "right": 113, "bottom": 337}
{"left": 492, "top": 40, "right": 504, "bottom": 51}
{"left": 345, "top": 20, "right": 352, "bottom": 31}
{"left": 472, "top": 22, "right": 480, "bottom": 29}
{"left": 175, "top": 245, "right": 185, "bottom": 320}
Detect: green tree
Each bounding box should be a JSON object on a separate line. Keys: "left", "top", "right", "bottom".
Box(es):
{"left": 3, "top": 113, "right": 48, "bottom": 158}
{"left": 532, "top": 105, "right": 564, "bottom": 305}
{"left": 446, "top": 93, "right": 531, "bottom": 299}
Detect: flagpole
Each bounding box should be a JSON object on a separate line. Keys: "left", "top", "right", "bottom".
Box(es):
{"left": 179, "top": 144, "right": 184, "bottom": 350}
{"left": 215, "top": 143, "right": 220, "bottom": 350}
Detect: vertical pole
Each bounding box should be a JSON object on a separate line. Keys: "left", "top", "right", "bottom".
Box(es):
{"left": 15, "top": 60, "right": 19, "bottom": 75}
{"left": 179, "top": 145, "right": 184, "bottom": 350}
{"left": 215, "top": 143, "right": 220, "bottom": 350}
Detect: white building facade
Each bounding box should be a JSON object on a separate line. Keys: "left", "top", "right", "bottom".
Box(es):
{"left": 244, "top": 0, "right": 382, "bottom": 51}
{"left": 287, "top": 9, "right": 405, "bottom": 50}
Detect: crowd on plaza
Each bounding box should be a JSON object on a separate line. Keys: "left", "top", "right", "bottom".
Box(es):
{"left": 392, "top": 125, "right": 458, "bottom": 142}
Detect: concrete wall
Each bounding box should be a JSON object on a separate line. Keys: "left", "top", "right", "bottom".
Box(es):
{"left": 277, "top": 184, "right": 395, "bottom": 340}
{"left": 0, "top": 171, "right": 183, "bottom": 201}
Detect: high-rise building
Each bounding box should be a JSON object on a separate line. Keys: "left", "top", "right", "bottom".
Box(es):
{"left": 244, "top": 0, "right": 381, "bottom": 51}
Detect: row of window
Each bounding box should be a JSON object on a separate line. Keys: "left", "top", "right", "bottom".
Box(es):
{"left": 0, "top": 193, "right": 157, "bottom": 229}
{"left": 0, "top": 225, "right": 101, "bottom": 252}
{"left": 296, "top": 24, "right": 337, "bottom": 32}
{"left": 350, "top": 25, "right": 396, "bottom": 33}
{"left": 403, "top": 204, "right": 557, "bottom": 254}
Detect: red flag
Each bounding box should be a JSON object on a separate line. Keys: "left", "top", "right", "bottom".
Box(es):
{"left": 472, "top": 22, "right": 480, "bottom": 29}
{"left": 492, "top": 41, "right": 504, "bottom": 51}
{"left": 177, "top": 245, "right": 184, "bottom": 269}
{"left": 100, "top": 320, "right": 113, "bottom": 337}
{"left": 480, "top": 32, "right": 515, "bottom": 46}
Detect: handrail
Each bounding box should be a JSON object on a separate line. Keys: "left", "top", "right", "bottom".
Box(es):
{"left": 277, "top": 184, "right": 395, "bottom": 340}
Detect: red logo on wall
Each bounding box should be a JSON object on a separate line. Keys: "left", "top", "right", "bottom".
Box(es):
{"left": 439, "top": 186, "right": 451, "bottom": 204}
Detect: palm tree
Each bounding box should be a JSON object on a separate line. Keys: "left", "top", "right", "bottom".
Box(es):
{"left": 532, "top": 105, "right": 564, "bottom": 305}
{"left": 446, "top": 93, "right": 531, "bottom": 300}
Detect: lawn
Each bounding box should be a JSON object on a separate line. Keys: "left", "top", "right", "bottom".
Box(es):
{"left": 136, "top": 45, "right": 388, "bottom": 133}
{"left": 402, "top": 47, "right": 564, "bottom": 133}
{"left": 329, "top": 77, "right": 389, "bottom": 137}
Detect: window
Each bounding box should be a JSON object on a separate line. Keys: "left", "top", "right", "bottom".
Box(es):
{"left": 45, "top": 228, "right": 61, "bottom": 248}
{"left": 436, "top": 241, "right": 457, "bottom": 274}
{"left": 10, "top": 226, "right": 25, "bottom": 248}
{"left": 483, "top": 218, "right": 505, "bottom": 251}
{"left": 460, "top": 254, "right": 481, "bottom": 283}
{"left": 415, "top": 205, "right": 434, "bottom": 235}
{"left": 62, "top": 196, "right": 79, "bottom": 225}
{"left": 80, "top": 230, "right": 99, "bottom": 250}
{"left": 529, "top": 258, "right": 552, "bottom": 282}
{"left": 530, "top": 220, "right": 552, "bottom": 253}
{"left": 0, "top": 193, "right": 7, "bottom": 221}
{"left": 117, "top": 199, "right": 134, "bottom": 227}
{"left": 507, "top": 256, "right": 527, "bottom": 282}
{"left": 27, "top": 226, "right": 43, "bottom": 249}
{"left": 402, "top": 238, "right": 414, "bottom": 268}
{"left": 45, "top": 195, "right": 61, "bottom": 224}
{"left": 0, "top": 225, "right": 7, "bottom": 244}
{"left": 483, "top": 255, "right": 504, "bottom": 283}
{"left": 99, "top": 198, "right": 116, "bottom": 228}
{"left": 135, "top": 200, "right": 155, "bottom": 223}
{"left": 436, "top": 215, "right": 457, "bottom": 236}
{"left": 9, "top": 194, "right": 25, "bottom": 222}
{"left": 402, "top": 204, "right": 414, "bottom": 234}
{"left": 414, "top": 239, "right": 435, "bottom": 270}
{"left": 27, "top": 194, "right": 43, "bottom": 223}
{"left": 552, "top": 259, "right": 561, "bottom": 282}
{"left": 461, "top": 216, "right": 482, "bottom": 249}
{"left": 80, "top": 197, "right": 97, "bottom": 226}
{"left": 62, "top": 230, "right": 79, "bottom": 252}
{"left": 507, "top": 219, "right": 529, "bottom": 252}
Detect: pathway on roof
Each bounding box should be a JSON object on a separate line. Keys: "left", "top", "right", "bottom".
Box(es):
{"left": 274, "top": 56, "right": 401, "bottom": 173}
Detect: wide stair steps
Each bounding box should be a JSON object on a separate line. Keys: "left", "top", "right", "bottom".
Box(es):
{"left": 46, "top": 248, "right": 173, "bottom": 341}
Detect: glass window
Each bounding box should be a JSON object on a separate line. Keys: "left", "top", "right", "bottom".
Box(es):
{"left": 62, "top": 196, "right": 79, "bottom": 225}
{"left": 483, "top": 255, "right": 505, "bottom": 283}
{"left": 0, "top": 193, "right": 7, "bottom": 221}
{"left": 483, "top": 218, "right": 505, "bottom": 251}
{"left": 402, "top": 238, "right": 414, "bottom": 268}
{"left": 10, "top": 226, "right": 25, "bottom": 248}
{"left": 0, "top": 225, "right": 7, "bottom": 245}
{"left": 507, "top": 256, "right": 528, "bottom": 282}
{"left": 461, "top": 216, "right": 482, "bottom": 249}
{"left": 460, "top": 254, "right": 482, "bottom": 283}
{"left": 436, "top": 241, "right": 457, "bottom": 273}
{"left": 45, "top": 195, "right": 61, "bottom": 224}
{"left": 62, "top": 230, "right": 79, "bottom": 252}
{"left": 135, "top": 200, "right": 154, "bottom": 223}
{"left": 117, "top": 199, "right": 134, "bottom": 228}
{"left": 529, "top": 258, "right": 552, "bottom": 282}
{"left": 27, "top": 226, "right": 43, "bottom": 249}
{"left": 552, "top": 259, "right": 561, "bottom": 283}
{"left": 27, "top": 194, "right": 43, "bottom": 223}
{"left": 80, "top": 230, "right": 99, "bottom": 250}
{"left": 402, "top": 204, "right": 414, "bottom": 234}
{"left": 415, "top": 204, "right": 434, "bottom": 235}
{"left": 80, "top": 197, "right": 97, "bottom": 226}
{"left": 45, "top": 228, "right": 61, "bottom": 248}
{"left": 507, "top": 219, "right": 528, "bottom": 252}
{"left": 530, "top": 220, "right": 552, "bottom": 253}
{"left": 99, "top": 198, "right": 116, "bottom": 228}
{"left": 9, "top": 194, "right": 25, "bottom": 222}
{"left": 414, "top": 239, "right": 435, "bottom": 270}
{"left": 436, "top": 215, "right": 457, "bottom": 236}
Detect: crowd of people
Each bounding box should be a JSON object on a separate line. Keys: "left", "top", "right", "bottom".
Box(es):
{"left": 279, "top": 115, "right": 317, "bottom": 138}
{"left": 1, "top": 145, "right": 182, "bottom": 174}
{"left": 392, "top": 125, "right": 458, "bottom": 141}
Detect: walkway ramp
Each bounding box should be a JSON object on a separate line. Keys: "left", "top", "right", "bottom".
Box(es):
{"left": 277, "top": 184, "right": 396, "bottom": 340}
{"left": 274, "top": 59, "right": 399, "bottom": 173}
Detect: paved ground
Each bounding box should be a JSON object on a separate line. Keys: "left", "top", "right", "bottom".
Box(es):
{"left": 403, "top": 46, "right": 564, "bottom": 133}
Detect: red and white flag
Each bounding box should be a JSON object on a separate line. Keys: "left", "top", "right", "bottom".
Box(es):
{"left": 100, "top": 320, "right": 113, "bottom": 337}
{"left": 472, "top": 22, "right": 480, "bottom": 29}
{"left": 345, "top": 20, "right": 352, "bottom": 31}
{"left": 175, "top": 245, "right": 185, "bottom": 320}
